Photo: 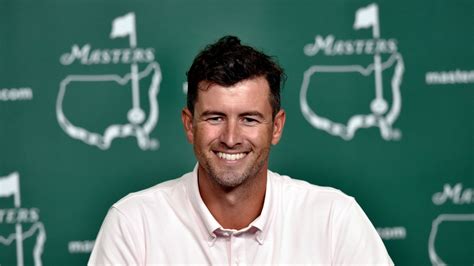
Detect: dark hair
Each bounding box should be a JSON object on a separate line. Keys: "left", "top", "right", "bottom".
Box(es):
{"left": 186, "top": 36, "right": 285, "bottom": 118}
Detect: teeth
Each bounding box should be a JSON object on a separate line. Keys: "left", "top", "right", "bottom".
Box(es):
{"left": 217, "top": 152, "right": 246, "bottom": 161}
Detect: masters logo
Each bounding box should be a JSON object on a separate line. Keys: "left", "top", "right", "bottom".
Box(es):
{"left": 57, "top": 13, "right": 162, "bottom": 150}
{"left": 0, "top": 172, "right": 46, "bottom": 266}
{"left": 428, "top": 183, "right": 473, "bottom": 265}
{"left": 300, "top": 3, "right": 404, "bottom": 141}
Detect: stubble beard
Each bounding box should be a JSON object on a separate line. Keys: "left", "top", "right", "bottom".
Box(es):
{"left": 196, "top": 147, "right": 270, "bottom": 189}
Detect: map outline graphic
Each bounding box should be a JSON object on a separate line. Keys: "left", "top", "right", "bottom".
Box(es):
{"left": 56, "top": 62, "right": 161, "bottom": 150}
{"left": 428, "top": 213, "right": 474, "bottom": 266}
{"left": 300, "top": 53, "right": 404, "bottom": 140}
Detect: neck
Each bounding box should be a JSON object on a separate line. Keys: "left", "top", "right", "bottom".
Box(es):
{"left": 198, "top": 166, "right": 267, "bottom": 230}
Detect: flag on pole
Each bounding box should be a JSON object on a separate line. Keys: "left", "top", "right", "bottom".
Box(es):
{"left": 0, "top": 172, "right": 19, "bottom": 198}
{"left": 110, "top": 12, "right": 136, "bottom": 38}
{"left": 353, "top": 3, "right": 378, "bottom": 29}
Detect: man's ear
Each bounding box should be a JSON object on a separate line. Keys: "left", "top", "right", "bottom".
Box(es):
{"left": 181, "top": 108, "right": 194, "bottom": 144}
{"left": 271, "top": 109, "right": 286, "bottom": 145}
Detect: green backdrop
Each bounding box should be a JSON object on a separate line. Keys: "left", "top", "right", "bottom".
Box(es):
{"left": 1, "top": 0, "right": 472, "bottom": 265}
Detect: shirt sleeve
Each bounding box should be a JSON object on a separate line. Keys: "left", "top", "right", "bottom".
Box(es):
{"left": 331, "top": 198, "right": 394, "bottom": 265}
{"left": 88, "top": 207, "right": 142, "bottom": 265}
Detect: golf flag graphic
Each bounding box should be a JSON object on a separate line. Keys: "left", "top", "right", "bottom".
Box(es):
{"left": 0, "top": 172, "right": 20, "bottom": 207}
{"left": 354, "top": 3, "right": 378, "bottom": 29}
{"left": 110, "top": 12, "right": 136, "bottom": 39}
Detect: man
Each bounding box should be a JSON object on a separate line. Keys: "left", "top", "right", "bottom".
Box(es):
{"left": 89, "top": 36, "right": 393, "bottom": 265}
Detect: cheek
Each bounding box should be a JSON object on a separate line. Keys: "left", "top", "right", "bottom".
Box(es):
{"left": 195, "top": 125, "right": 221, "bottom": 145}
{"left": 244, "top": 127, "right": 273, "bottom": 146}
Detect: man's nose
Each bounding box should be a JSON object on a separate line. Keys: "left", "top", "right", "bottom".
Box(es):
{"left": 220, "top": 120, "right": 242, "bottom": 148}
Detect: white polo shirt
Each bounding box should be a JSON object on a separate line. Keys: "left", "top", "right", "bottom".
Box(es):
{"left": 89, "top": 166, "right": 393, "bottom": 265}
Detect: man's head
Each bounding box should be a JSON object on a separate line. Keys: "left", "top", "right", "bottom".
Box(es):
{"left": 182, "top": 36, "right": 286, "bottom": 189}
{"left": 186, "top": 35, "right": 284, "bottom": 118}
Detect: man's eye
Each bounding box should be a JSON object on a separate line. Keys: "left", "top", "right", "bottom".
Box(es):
{"left": 207, "top": 117, "right": 223, "bottom": 124}
{"left": 242, "top": 117, "right": 259, "bottom": 125}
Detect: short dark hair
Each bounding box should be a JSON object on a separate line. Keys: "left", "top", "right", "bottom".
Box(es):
{"left": 186, "top": 36, "right": 285, "bottom": 118}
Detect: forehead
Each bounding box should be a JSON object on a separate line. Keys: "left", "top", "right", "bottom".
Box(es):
{"left": 195, "top": 77, "right": 272, "bottom": 114}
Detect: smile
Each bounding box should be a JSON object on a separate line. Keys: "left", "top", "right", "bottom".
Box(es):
{"left": 216, "top": 152, "right": 247, "bottom": 161}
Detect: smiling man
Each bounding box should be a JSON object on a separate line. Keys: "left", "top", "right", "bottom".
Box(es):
{"left": 89, "top": 36, "right": 393, "bottom": 265}
{"left": 182, "top": 75, "right": 283, "bottom": 231}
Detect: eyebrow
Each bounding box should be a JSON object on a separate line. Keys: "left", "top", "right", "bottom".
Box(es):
{"left": 240, "top": 111, "right": 265, "bottom": 119}
{"left": 199, "top": 110, "right": 264, "bottom": 119}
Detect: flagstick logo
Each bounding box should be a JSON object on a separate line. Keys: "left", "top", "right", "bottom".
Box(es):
{"left": 57, "top": 13, "right": 162, "bottom": 150}
{"left": 300, "top": 3, "right": 404, "bottom": 140}
{"left": 0, "top": 172, "right": 46, "bottom": 266}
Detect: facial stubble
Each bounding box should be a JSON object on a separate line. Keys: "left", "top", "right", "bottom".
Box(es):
{"left": 195, "top": 144, "right": 270, "bottom": 190}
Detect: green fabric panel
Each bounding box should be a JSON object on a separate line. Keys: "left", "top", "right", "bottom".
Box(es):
{"left": 0, "top": 0, "right": 472, "bottom": 264}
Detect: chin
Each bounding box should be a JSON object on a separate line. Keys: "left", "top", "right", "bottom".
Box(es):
{"left": 211, "top": 171, "right": 248, "bottom": 188}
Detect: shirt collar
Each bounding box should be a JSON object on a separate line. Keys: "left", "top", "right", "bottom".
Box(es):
{"left": 186, "top": 163, "right": 275, "bottom": 243}
{"left": 248, "top": 170, "right": 273, "bottom": 233}
{"left": 187, "top": 164, "right": 221, "bottom": 237}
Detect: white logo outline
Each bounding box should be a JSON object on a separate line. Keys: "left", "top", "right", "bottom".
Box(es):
{"left": 56, "top": 12, "right": 162, "bottom": 150}
{"left": 300, "top": 3, "right": 404, "bottom": 140}
{"left": 0, "top": 172, "right": 46, "bottom": 266}
{"left": 428, "top": 214, "right": 474, "bottom": 266}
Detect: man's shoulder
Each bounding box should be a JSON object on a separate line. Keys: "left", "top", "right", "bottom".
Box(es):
{"left": 269, "top": 170, "right": 355, "bottom": 209}
{"left": 112, "top": 171, "right": 192, "bottom": 212}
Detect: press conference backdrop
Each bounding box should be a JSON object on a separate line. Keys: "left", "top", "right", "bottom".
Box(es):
{"left": 1, "top": 0, "right": 473, "bottom": 265}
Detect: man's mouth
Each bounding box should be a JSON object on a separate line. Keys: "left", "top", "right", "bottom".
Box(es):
{"left": 216, "top": 152, "right": 248, "bottom": 161}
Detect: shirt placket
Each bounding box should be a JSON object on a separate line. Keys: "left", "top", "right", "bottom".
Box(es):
{"left": 230, "top": 232, "right": 247, "bottom": 266}
{"left": 218, "top": 230, "right": 247, "bottom": 266}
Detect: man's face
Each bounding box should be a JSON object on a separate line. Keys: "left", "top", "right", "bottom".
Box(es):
{"left": 182, "top": 76, "right": 285, "bottom": 188}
